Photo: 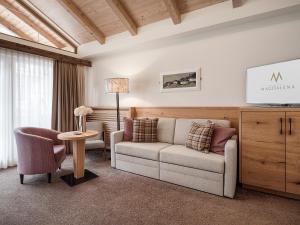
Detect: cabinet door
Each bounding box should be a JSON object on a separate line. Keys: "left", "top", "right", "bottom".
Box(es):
{"left": 286, "top": 112, "right": 300, "bottom": 195}
{"left": 241, "top": 112, "right": 286, "bottom": 192}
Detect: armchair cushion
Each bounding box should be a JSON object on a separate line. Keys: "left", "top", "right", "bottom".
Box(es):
{"left": 85, "top": 140, "right": 105, "bottom": 150}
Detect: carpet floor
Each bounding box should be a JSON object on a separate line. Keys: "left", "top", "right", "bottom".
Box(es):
{"left": 0, "top": 151, "right": 299, "bottom": 225}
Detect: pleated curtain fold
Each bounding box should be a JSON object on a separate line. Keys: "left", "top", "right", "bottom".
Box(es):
{"left": 51, "top": 61, "right": 85, "bottom": 153}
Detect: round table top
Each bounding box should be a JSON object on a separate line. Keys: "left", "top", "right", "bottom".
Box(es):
{"left": 57, "top": 130, "right": 99, "bottom": 141}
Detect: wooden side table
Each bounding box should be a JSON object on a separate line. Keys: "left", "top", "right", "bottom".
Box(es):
{"left": 58, "top": 130, "right": 99, "bottom": 186}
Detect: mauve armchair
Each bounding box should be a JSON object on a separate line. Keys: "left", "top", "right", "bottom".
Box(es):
{"left": 14, "top": 127, "right": 66, "bottom": 184}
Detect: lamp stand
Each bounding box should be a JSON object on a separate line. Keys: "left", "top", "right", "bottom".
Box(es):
{"left": 116, "top": 92, "right": 120, "bottom": 130}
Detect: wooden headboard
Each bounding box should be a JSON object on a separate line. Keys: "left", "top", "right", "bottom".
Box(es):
{"left": 130, "top": 107, "right": 240, "bottom": 131}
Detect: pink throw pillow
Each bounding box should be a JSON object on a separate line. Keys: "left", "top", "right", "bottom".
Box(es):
{"left": 123, "top": 117, "right": 133, "bottom": 141}
{"left": 210, "top": 127, "right": 236, "bottom": 155}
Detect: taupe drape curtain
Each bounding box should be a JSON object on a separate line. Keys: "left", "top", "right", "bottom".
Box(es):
{"left": 51, "top": 61, "right": 85, "bottom": 153}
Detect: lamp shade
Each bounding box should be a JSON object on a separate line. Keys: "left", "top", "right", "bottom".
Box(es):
{"left": 105, "top": 78, "right": 129, "bottom": 93}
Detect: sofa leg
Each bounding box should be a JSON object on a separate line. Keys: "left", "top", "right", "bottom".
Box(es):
{"left": 104, "top": 147, "right": 107, "bottom": 161}
{"left": 47, "top": 173, "right": 52, "bottom": 183}
{"left": 59, "top": 166, "right": 61, "bottom": 170}
{"left": 20, "top": 174, "right": 24, "bottom": 184}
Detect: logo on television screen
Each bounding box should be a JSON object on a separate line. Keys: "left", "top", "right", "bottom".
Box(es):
{"left": 270, "top": 72, "right": 283, "bottom": 82}
{"left": 260, "top": 71, "right": 295, "bottom": 92}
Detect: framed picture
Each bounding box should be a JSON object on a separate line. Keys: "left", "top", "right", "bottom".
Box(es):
{"left": 160, "top": 68, "right": 201, "bottom": 92}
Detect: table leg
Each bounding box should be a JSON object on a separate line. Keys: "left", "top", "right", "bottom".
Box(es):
{"left": 72, "top": 139, "right": 85, "bottom": 179}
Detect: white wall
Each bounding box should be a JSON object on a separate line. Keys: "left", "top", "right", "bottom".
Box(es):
{"left": 86, "top": 12, "right": 300, "bottom": 107}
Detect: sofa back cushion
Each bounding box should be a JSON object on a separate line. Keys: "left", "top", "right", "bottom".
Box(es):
{"left": 157, "top": 118, "right": 176, "bottom": 144}
{"left": 174, "top": 119, "right": 230, "bottom": 145}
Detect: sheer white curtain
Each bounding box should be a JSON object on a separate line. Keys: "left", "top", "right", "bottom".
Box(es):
{"left": 0, "top": 48, "right": 53, "bottom": 169}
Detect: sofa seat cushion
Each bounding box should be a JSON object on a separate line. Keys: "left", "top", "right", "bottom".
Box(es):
{"left": 115, "top": 142, "right": 171, "bottom": 161}
{"left": 160, "top": 145, "right": 224, "bottom": 174}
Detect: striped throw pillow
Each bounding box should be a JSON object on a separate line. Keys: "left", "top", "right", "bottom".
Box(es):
{"left": 132, "top": 118, "right": 158, "bottom": 143}
{"left": 185, "top": 122, "right": 214, "bottom": 153}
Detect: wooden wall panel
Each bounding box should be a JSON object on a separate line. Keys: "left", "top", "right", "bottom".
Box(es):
{"left": 88, "top": 106, "right": 240, "bottom": 149}
{"left": 131, "top": 107, "right": 240, "bottom": 131}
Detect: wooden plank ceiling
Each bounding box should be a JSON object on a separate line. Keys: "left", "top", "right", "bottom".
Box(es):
{"left": 0, "top": 0, "right": 245, "bottom": 50}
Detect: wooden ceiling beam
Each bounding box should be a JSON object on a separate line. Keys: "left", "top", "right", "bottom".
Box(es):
{"left": 0, "top": 0, "right": 65, "bottom": 48}
{"left": 57, "top": 0, "right": 105, "bottom": 44}
{"left": 0, "top": 16, "right": 34, "bottom": 42}
{"left": 163, "top": 0, "right": 181, "bottom": 25}
{"left": 0, "top": 39, "right": 91, "bottom": 67}
{"left": 232, "top": 0, "right": 244, "bottom": 8}
{"left": 15, "top": 0, "right": 78, "bottom": 49}
{"left": 105, "top": 0, "right": 137, "bottom": 36}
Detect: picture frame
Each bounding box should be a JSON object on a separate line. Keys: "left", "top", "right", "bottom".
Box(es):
{"left": 160, "top": 68, "right": 201, "bottom": 92}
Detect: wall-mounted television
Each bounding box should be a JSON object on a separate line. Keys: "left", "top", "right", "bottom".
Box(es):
{"left": 246, "top": 59, "right": 300, "bottom": 105}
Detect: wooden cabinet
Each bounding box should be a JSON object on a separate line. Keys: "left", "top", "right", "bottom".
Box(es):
{"left": 241, "top": 111, "right": 286, "bottom": 191}
{"left": 286, "top": 112, "right": 300, "bottom": 195}
{"left": 240, "top": 108, "right": 300, "bottom": 198}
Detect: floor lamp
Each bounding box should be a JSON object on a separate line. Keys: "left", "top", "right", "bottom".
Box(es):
{"left": 105, "top": 78, "right": 129, "bottom": 130}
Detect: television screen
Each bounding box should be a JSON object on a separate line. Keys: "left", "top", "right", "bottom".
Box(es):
{"left": 246, "top": 59, "right": 300, "bottom": 105}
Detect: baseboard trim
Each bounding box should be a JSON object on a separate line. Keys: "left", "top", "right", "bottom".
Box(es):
{"left": 242, "top": 184, "right": 300, "bottom": 200}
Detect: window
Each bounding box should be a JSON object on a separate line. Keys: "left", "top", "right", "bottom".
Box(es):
{"left": 0, "top": 48, "right": 53, "bottom": 168}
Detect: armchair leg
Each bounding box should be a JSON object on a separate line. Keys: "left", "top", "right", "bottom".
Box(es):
{"left": 20, "top": 174, "right": 24, "bottom": 184}
{"left": 47, "top": 173, "right": 52, "bottom": 183}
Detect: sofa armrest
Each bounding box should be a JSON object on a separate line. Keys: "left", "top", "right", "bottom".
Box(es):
{"left": 224, "top": 135, "right": 237, "bottom": 198}
{"left": 110, "top": 130, "right": 124, "bottom": 168}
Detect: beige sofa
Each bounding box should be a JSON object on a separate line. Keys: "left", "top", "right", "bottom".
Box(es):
{"left": 110, "top": 118, "right": 237, "bottom": 198}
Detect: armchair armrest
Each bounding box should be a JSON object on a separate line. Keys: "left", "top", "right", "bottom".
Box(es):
{"left": 224, "top": 135, "right": 237, "bottom": 198}
{"left": 110, "top": 130, "right": 124, "bottom": 168}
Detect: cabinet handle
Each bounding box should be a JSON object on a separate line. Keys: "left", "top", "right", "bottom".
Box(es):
{"left": 289, "top": 118, "right": 292, "bottom": 135}
{"left": 280, "top": 118, "right": 283, "bottom": 135}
